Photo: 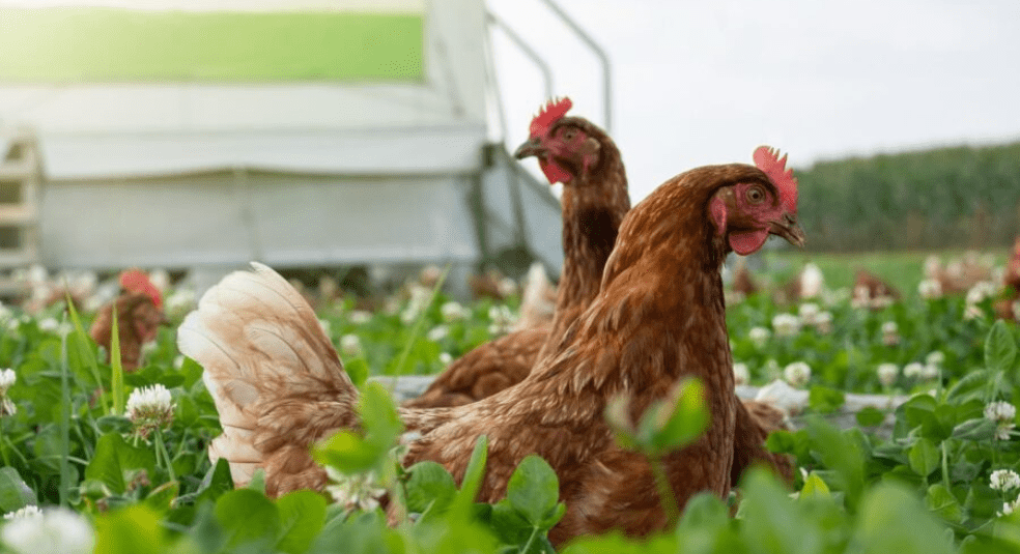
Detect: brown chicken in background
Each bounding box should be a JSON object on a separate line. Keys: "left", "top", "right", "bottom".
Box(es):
{"left": 731, "top": 257, "right": 760, "bottom": 298}
{"left": 179, "top": 146, "right": 803, "bottom": 544}
{"left": 850, "top": 268, "right": 900, "bottom": 309}
{"left": 405, "top": 98, "right": 631, "bottom": 409}
{"left": 90, "top": 270, "right": 166, "bottom": 371}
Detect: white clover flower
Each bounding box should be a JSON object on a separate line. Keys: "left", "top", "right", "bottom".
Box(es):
{"left": 917, "top": 279, "right": 943, "bottom": 300}
{"left": 926, "top": 351, "right": 945, "bottom": 366}
{"left": 800, "top": 264, "right": 824, "bottom": 299}
{"left": 440, "top": 301, "right": 469, "bottom": 322}
{"left": 438, "top": 352, "right": 453, "bottom": 367}
{"left": 1, "top": 506, "right": 94, "bottom": 554}
{"left": 497, "top": 277, "right": 519, "bottom": 298}
{"left": 126, "top": 384, "right": 175, "bottom": 439}
{"left": 986, "top": 401, "right": 1017, "bottom": 423}
{"left": 966, "top": 281, "right": 998, "bottom": 306}
{"left": 813, "top": 311, "right": 834, "bottom": 334}
{"left": 340, "top": 335, "right": 363, "bottom": 358}
{"left": 732, "top": 363, "right": 750, "bottom": 386}
{"left": 400, "top": 284, "right": 434, "bottom": 324}
{"left": 325, "top": 467, "right": 387, "bottom": 513}
{"left": 798, "top": 303, "right": 821, "bottom": 324}
{"left": 920, "top": 364, "right": 940, "bottom": 380}
{"left": 903, "top": 362, "right": 924, "bottom": 379}
{"left": 881, "top": 321, "right": 900, "bottom": 346}
{"left": 37, "top": 317, "right": 59, "bottom": 333}
{"left": 783, "top": 362, "right": 812, "bottom": 388}
{"left": 3, "top": 505, "right": 41, "bottom": 520}
{"left": 426, "top": 325, "right": 449, "bottom": 342}
{"left": 772, "top": 314, "right": 801, "bottom": 338}
{"left": 164, "top": 288, "right": 196, "bottom": 319}
{"left": 1000, "top": 498, "right": 1020, "bottom": 517}
{"left": 877, "top": 363, "right": 899, "bottom": 387}
{"left": 964, "top": 304, "right": 984, "bottom": 320}
{"left": 488, "top": 305, "right": 516, "bottom": 336}
{"left": 749, "top": 326, "right": 771, "bottom": 349}
{"left": 349, "top": 310, "right": 373, "bottom": 325}
{"left": 0, "top": 368, "right": 15, "bottom": 395}
{"left": 991, "top": 470, "right": 1020, "bottom": 492}
{"left": 851, "top": 285, "right": 871, "bottom": 309}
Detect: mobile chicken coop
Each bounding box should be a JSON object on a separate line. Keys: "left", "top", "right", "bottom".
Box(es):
{"left": 0, "top": 0, "right": 604, "bottom": 294}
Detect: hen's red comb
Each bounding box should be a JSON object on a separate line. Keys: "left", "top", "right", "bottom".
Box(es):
{"left": 753, "top": 146, "right": 798, "bottom": 215}
{"left": 120, "top": 269, "right": 162, "bottom": 309}
{"left": 529, "top": 97, "right": 573, "bottom": 139}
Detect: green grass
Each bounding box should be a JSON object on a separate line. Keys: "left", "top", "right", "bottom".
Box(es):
{"left": 762, "top": 248, "right": 1010, "bottom": 298}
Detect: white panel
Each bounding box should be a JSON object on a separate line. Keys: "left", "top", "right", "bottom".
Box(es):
{"left": 38, "top": 126, "right": 486, "bottom": 179}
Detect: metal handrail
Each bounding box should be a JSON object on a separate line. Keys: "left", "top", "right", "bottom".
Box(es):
{"left": 485, "top": 12, "right": 554, "bottom": 102}
{"left": 537, "top": 0, "right": 612, "bottom": 132}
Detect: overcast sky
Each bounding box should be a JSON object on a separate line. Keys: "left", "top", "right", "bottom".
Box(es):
{"left": 489, "top": 0, "right": 1020, "bottom": 201}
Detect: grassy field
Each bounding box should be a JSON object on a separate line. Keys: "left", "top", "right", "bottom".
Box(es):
{"left": 760, "top": 247, "right": 1010, "bottom": 298}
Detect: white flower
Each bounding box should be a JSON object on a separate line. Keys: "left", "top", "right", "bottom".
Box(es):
{"left": 920, "top": 364, "right": 940, "bottom": 380}
{"left": 964, "top": 305, "right": 984, "bottom": 320}
{"left": 772, "top": 314, "right": 801, "bottom": 338}
{"left": 783, "top": 362, "right": 811, "bottom": 388}
{"left": 37, "top": 317, "right": 59, "bottom": 332}
{"left": 991, "top": 470, "right": 1020, "bottom": 492}
{"left": 918, "top": 279, "right": 943, "bottom": 300}
{"left": 764, "top": 359, "right": 782, "bottom": 380}
{"left": 325, "top": 467, "right": 387, "bottom": 513}
{"left": 349, "top": 310, "right": 373, "bottom": 325}
{"left": 800, "top": 264, "right": 824, "bottom": 299}
{"left": 798, "top": 303, "right": 821, "bottom": 324}
{"left": 440, "top": 302, "right": 469, "bottom": 322}
{"left": 340, "top": 335, "right": 363, "bottom": 358}
{"left": 755, "top": 379, "right": 809, "bottom": 415}
{"left": 126, "top": 384, "right": 175, "bottom": 438}
{"left": 986, "top": 401, "right": 1017, "bottom": 423}
{"left": 401, "top": 284, "right": 434, "bottom": 324}
{"left": 1001, "top": 498, "right": 1020, "bottom": 517}
{"left": 966, "top": 281, "right": 998, "bottom": 305}
{"left": 1, "top": 506, "right": 94, "bottom": 554}
{"left": 426, "top": 325, "right": 449, "bottom": 342}
{"left": 881, "top": 321, "right": 900, "bottom": 346}
{"left": 488, "top": 305, "right": 516, "bottom": 336}
{"left": 497, "top": 277, "right": 519, "bottom": 298}
{"left": 0, "top": 368, "right": 15, "bottom": 395}
{"left": 733, "top": 363, "right": 750, "bottom": 386}
{"left": 3, "top": 505, "right": 41, "bottom": 520}
{"left": 813, "top": 311, "right": 834, "bottom": 334}
{"left": 877, "top": 363, "right": 899, "bottom": 387}
{"left": 926, "top": 351, "right": 945, "bottom": 366}
{"left": 164, "top": 288, "right": 196, "bottom": 319}
{"left": 439, "top": 352, "right": 452, "bottom": 366}
{"left": 903, "top": 362, "right": 924, "bottom": 379}
{"left": 851, "top": 285, "right": 871, "bottom": 309}
{"left": 749, "top": 326, "right": 771, "bottom": 349}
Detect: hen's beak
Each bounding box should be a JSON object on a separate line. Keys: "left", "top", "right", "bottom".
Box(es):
{"left": 770, "top": 212, "right": 806, "bottom": 248}
{"left": 514, "top": 137, "right": 545, "bottom": 159}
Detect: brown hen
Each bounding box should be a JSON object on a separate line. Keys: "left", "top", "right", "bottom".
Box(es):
{"left": 406, "top": 98, "right": 630, "bottom": 409}
{"left": 179, "top": 147, "right": 804, "bottom": 543}
{"left": 89, "top": 270, "right": 165, "bottom": 371}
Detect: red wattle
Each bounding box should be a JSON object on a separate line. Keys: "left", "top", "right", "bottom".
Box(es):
{"left": 729, "top": 229, "right": 769, "bottom": 255}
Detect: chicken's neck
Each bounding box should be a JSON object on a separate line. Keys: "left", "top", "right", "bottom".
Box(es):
{"left": 544, "top": 153, "right": 630, "bottom": 353}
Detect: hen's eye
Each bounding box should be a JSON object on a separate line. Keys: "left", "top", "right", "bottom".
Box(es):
{"left": 562, "top": 129, "right": 576, "bottom": 140}
{"left": 746, "top": 186, "right": 766, "bottom": 204}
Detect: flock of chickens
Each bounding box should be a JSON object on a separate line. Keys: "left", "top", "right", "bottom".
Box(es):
{"left": 175, "top": 98, "right": 802, "bottom": 544}
{"left": 74, "top": 99, "right": 1020, "bottom": 544}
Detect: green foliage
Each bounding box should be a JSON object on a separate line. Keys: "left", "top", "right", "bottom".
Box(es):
{"left": 795, "top": 141, "right": 1020, "bottom": 251}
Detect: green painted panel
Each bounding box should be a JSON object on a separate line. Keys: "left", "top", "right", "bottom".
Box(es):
{"left": 0, "top": 8, "right": 424, "bottom": 82}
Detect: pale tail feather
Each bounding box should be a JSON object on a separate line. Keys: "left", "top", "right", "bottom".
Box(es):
{"left": 178, "top": 262, "right": 358, "bottom": 492}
